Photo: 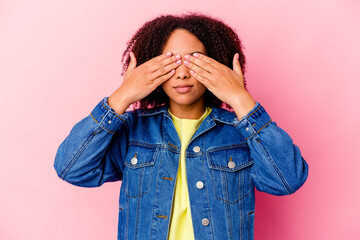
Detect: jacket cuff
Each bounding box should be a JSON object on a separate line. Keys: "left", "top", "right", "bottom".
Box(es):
{"left": 234, "top": 102, "right": 272, "bottom": 140}
{"left": 90, "top": 97, "right": 128, "bottom": 134}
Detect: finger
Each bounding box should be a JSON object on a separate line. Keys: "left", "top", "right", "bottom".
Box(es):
{"left": 152, "top": 68, "right": 176, "bottom": 86}
{"left": 128, "top": 52, "right": 137, "bottom": 70}
{"left": 232, "top": 53, "right": 243, "bottom": 76}
{"left": 191, "top": 52, "right": 223, "bottom": 68}
{"left": 148, "top": 53, "right": 181, "bottom": 73}
{"left": 150, "top": 58, "right": 181, "bottom": 79}
{"left": 184, "top": 53, "right": 221, "bottom": 75}
{"left": 143, "top": 51, "right": 174, "bottom": 69}
{"left": 183, "top": 59, "right": 213, "bottom": 80}
{"left": 189, "top": 69, "right": 212, "bottom": 89}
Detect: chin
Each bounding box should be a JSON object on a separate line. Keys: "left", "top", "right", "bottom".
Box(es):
{"left": 172, "top": 98, "right": 203, "bottom": 107}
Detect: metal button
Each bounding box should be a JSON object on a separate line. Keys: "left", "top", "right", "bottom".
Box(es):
{"left": 246, "top": 127, "right": 249, "bottom": 131}
{"left": 193, "top": 146, "right": 201, "bottom": 153}
{"left": 108, "top": 120, "right": 112, "bottom": 124}
{"left": 131, "top": 157, "right": 138, "bottom": 165}
{"left": 196, "top": 181, "right": 204, "bottom": 189}
{"left": 228, "top": 161, "right": 236, "bottom": 169}
{"left": 201, "top": 218, "right": 210, "bottom": 226}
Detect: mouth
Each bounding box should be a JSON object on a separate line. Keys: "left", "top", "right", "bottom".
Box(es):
{"left": 174, "top": 84, "right": 193, "bottom": 93}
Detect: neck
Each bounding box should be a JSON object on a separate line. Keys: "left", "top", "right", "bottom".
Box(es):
{"left": 169, "top": 100, "right": 206, "bottom": 119}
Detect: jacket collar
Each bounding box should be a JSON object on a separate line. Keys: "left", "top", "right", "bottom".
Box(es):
{"left": 138, "top": 105, "right": 238, "bottom": 125}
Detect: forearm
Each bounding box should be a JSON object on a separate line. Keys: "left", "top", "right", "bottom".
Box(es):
{"left": 54, "top": 97, "right": 127, "bottom": 187}
{"left": 234, "top": 102, "right": 309, "bottom": 195}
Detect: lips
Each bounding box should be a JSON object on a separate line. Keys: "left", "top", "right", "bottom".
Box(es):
{"left": 174, "top": 84, "right": 193, "bottom": 93}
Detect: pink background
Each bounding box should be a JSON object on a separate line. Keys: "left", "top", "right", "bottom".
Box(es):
{"left": 1, "top": 0, "right": 359, "bottom": 239}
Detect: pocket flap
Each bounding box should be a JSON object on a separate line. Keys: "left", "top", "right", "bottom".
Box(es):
{"left": 124, "top": 144, "right": 158, "bottom": 169}
{"left": 207, "top": 146, "right": 254, "bottom": 172}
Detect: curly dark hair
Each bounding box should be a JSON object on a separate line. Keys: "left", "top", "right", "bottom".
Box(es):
{"left": 120, "top": 11, "right": 247, "bottom": 110}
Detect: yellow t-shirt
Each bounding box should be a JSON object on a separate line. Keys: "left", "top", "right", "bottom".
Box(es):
{"left": 167, "top": 107, "right": 212, "bottom": 240}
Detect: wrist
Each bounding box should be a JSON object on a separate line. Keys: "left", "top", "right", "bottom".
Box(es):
{"left": 108, "top": 90, "right": 131, "bottom": 115}
{"left": 230, "top": 91, "right": 256, "bottom": 119}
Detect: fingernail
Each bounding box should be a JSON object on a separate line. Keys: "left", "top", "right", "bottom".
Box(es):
{"left": 175, "top": 54, "right": 181, "bottom": 60}
{"left": 176, "top": 60, "right": 182, "bottom": 64}
{"left": 166, "top": 51, "right": 172, "bottom": 57}
{"left": 183, "top": 60, "right": 189, "bottom": 65}
{"left": 184, "top": 55, "right": 190, "bottom": 60}
{"left": 236, "top": 53, "right": 239, "bottom": 59}
{"left": 190, "top": 70, "right": 195, "bottom": 74}
{"left": 193, "top": 53, "right": 199, "bottom": 58}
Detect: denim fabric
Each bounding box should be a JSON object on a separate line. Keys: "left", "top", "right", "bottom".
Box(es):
{"left": 54, "top": 97, "right": 309, "bottom": 240}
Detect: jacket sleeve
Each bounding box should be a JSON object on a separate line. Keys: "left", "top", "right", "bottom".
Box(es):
{"left": 54, "top": 97, "right": 129, "bottom": 187}
{"left": 234, "top": 102, "right": 309, "bottom": 196}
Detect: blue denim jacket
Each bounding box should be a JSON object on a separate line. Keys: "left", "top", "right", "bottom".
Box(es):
{"left": 54, "top": 97, "right": 308, "bottom": 240}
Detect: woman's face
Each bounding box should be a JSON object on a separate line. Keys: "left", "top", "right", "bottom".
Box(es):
{"left": 161, "top": 28, "right": 207, "bottom": 112}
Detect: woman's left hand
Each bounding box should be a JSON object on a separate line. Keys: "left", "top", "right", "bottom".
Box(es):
{"left": 183, "top": 52, "right": 257, "bottom": 118}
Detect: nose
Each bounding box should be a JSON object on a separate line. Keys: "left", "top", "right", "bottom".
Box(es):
{"left": 175, "top": 59, "right": 190, "bottom": 80}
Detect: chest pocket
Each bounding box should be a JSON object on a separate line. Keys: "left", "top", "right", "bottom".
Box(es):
{"left": 122, "top": 144, "right": 159, "bottom": 198}
{"left": 207, "top": 146, "right": 254, "bottom": 204}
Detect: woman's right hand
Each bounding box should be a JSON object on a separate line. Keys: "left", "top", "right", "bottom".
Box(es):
{"left": 108, "top": 51, "right": 182, "bottom": 115}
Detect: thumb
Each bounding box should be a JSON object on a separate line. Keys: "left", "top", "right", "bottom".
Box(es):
{"left": 128, "top": 51, "right": 137, "bottom": 70}
{"left": 232, "top": 53, "right": 243, "bottom": 76}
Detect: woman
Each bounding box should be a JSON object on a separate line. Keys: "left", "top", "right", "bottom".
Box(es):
{"left": 54, "top": 12, "right": 309, "bottom": 240}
